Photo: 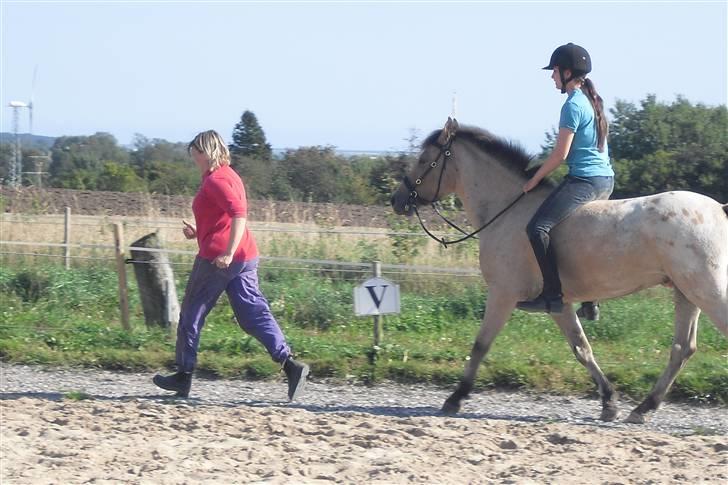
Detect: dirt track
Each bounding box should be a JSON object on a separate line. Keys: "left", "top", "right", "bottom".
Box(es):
{"left": 2, "top": 364, "right": 727, "bottom": 484}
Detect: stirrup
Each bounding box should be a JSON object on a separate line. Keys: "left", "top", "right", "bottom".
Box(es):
{"left": 516, "top": 295, "right": 564, "bottom": 314}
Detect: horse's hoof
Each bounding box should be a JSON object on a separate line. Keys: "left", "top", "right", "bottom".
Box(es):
{"left": 600, "top": 404, "right": 620, "bottom": 422}
{"left": 625, "top": 411, "right": 646, "bottom": 424}
{"left": 441, "top": 399, "right": 460, "bottom": 415}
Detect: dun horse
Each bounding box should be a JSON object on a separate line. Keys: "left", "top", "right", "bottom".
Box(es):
{"left": 391, "top": 118, "right": 728, "bottom": 424}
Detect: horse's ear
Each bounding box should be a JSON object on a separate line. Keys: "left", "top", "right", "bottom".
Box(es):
{"left": 451, "top": 118, "right": 459, "bottom": 133}
{"left": 438, "top": 117, "right": 453, "bottom": 144}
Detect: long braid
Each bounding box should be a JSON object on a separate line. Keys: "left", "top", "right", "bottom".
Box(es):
{"left": 582, "top": 78, "right": 608, "bottom": 152}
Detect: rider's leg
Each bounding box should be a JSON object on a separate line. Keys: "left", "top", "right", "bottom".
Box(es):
{"left": 517, "top": 176, "right": 611, "bottom": 314}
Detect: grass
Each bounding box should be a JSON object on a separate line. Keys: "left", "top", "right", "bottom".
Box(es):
{"left": 1, "top": 262, "right": 726, "bottom": 404}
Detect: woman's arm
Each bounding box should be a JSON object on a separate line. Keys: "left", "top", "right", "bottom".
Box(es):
{"left": 523, "top": 127, "right": 575, "bottom": 192}
{"left": 213, "top": 217, "right": 246, "bottom": 268}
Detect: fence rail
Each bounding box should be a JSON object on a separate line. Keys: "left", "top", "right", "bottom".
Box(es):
{"left": 0, "top": 241, "right": 481, "bottom": 276}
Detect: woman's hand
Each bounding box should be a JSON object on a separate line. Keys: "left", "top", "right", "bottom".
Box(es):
{"left": 213, "top": 253, "right": 233, "bottom": 269}
{"left": 182, "top": 220, "right": 197, "bottom": 240}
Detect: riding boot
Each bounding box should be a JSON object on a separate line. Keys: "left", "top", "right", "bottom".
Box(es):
{"left": 153, "top": 371, "right": 192, "bottom": 397}
{"left": 517, "top": 231, "right": 564, "bottom": 314}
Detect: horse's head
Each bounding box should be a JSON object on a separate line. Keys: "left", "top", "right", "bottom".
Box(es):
{"left": 390, "top": 117, "right": 460, "bottom": 215}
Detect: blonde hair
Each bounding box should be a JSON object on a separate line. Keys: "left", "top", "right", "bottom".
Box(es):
{"left": 188, "top": 130, "right": 231, "bottom": 171}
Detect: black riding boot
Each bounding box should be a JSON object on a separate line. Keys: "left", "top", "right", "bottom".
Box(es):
{"left": 517, "top": 231, "right": 564, "bottom": 314}
{"left": 153, "top": 371, "right": 192, "bottom": 397}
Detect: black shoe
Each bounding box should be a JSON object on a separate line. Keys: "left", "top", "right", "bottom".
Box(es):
{"left": 516, "top": 295, "right": 564, "bottom": 314}
{"left": 283, "top": 357, "right": 309, "bottom": 402}
{"left": 153, "top": 372, "right": 192, "bottom": 397}
{"left": 577, "top": 302, "right": 600, "bottom": 321}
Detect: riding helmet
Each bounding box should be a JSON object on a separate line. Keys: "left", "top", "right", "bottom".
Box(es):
{"left": 543, "top": 43, "right": 592, "bottom": 74}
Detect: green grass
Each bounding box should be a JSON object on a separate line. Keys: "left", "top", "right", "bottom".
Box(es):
{"left": 1, "top": 263, "right": 726, "bottom": 404}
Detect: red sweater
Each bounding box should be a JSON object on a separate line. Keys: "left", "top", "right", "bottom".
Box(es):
{"left": 192, "top": 165, "right": 258, "bottom": 262}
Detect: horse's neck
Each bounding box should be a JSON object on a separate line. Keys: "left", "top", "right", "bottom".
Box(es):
{"left": 455, "top": 144, "right": 538, "bottom": 227}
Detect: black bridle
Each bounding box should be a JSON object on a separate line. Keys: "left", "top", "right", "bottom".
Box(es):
{"left": 402, "top": 135, "right": 526, "bottom": 248}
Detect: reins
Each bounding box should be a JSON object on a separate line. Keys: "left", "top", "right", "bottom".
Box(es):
{"left": 402, "top": 135, "right": 526, "bottom": 248}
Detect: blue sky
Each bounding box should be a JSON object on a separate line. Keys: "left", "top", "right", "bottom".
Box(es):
{"left": 1, "top": 1, "right": 726, "bottom": 154}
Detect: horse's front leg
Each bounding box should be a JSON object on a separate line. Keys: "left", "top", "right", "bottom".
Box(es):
{"left": 550, "top": 309, "right": 619, "bottom": 421}
{"left": 442, "top": 293, "right": 515, "bottom": 415}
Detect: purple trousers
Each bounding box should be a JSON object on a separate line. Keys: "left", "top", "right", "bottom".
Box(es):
{"left": 175, "top": 256, "right": 290, "bottom": 373}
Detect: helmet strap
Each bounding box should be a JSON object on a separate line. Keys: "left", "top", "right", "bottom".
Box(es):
{"left": 559, "top": 69, "right": 570, "bottom": 94}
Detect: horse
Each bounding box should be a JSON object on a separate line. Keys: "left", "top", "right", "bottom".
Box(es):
{"left": 390, "top": 118, "right": 728, "bottom": 424}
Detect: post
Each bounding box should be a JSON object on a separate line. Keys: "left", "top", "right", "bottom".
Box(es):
{"left": 372, "top": 260, "right": 383, "bottom": 347}
{"left": 63, "top": 207, "right": 71, "bottom": 270}
{"left": 128, "top": 232, "right": 180, "bottom": 334}
{"left": 113, "top": 222, "right": 131, "bottom": 331}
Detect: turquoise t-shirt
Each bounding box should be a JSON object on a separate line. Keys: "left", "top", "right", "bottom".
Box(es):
{"left": 559, "top": 88, "right": 614, "bottom": 177}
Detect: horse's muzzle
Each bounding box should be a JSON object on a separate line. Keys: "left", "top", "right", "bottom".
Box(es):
{"left": 390, "top": 189, "right": 415, "bottom": 216}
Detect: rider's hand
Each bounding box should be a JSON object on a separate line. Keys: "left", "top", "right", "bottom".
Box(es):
{"left": 523, "top": 177, "right": 540, "bottom": 193}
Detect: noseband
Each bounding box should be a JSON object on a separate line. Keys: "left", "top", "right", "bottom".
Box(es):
{"left": 401, "top": 135, "right": 525, "bottom": 248}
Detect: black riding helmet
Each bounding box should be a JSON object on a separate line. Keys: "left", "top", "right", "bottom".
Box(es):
{"left": 543, "top": 43, "right": 591, "bottom": 93}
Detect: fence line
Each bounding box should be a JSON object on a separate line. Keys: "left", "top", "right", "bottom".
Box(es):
{"left": 0, "top": 242, "right": 482, "bottom": 276}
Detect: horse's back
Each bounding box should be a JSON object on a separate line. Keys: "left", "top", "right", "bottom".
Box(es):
{"left": 554, "top": 191, "right": 728, "bottom": 301}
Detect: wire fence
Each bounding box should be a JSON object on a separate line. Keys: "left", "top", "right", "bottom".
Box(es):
{"left": 0, "top": 245, "right": 482, "bottom": 278}
{"left": 0, "top": 210, "right": 482, "bottom": 278}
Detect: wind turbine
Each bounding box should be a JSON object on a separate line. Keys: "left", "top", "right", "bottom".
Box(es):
{"left": 6, "top": 66, "right": 38, "bottom": 186}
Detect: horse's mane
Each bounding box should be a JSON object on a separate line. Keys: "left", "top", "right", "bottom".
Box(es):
{"left": 423, "top": 125, "right": 544, "bottom": 181}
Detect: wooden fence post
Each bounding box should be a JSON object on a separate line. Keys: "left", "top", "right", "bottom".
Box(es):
{"left": 113, "top": 222, "right": 131, "bottom": 331}
{"left": 128, "top": 231, "right": 180, "bottom": 334}
{"left": 63, "top": 207, "right": 71, "bottom": 270}
{"left": 372, "top": 260, "right": 383, "bottom": 347}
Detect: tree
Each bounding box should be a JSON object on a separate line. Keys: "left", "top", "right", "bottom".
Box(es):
{"left": 48, "top": 132, "right": 128, "bottom": 189}
{"left": 609, "top": 95, "right": 727, "bottom": 201}
{"left": 230, "top": 111, "right": 272, "bottom": 160}
{"left": 96, "top": 161, "right": 147, "bottom": 192}
{"left": 145, "top": 161, "right": 200, "bottom": 195}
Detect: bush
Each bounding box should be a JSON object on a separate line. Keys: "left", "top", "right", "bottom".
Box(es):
{"left": 10, "top": 270, "right": 51, "bottom": 302}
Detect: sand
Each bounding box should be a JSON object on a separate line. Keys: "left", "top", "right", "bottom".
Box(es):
{"left": 1, "top": 397, "right": 726, "bottom": 484}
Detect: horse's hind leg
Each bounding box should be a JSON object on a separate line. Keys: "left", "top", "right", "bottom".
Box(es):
{"left": 694, "top": 294, "right": 728, "bottom": 337}
{"left": 626, "top": 289, "right": 700, "bottom": 424}
{"left": 442, "top": 292, "right": 515, "bottom": 415}
{"left": 551, "top": 309, "right": 619, "bottom": 421}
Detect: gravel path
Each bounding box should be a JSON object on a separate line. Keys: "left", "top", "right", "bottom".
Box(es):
{"left": 1, "top": 362, "right": 725, "bottom": 436}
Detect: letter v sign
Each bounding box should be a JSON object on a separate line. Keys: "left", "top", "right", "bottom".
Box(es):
{"left": 354, "top": 276, "right": 400, "bottom": 316}
{"left": 365, "top": 285, "right": 388, "bottom": 310}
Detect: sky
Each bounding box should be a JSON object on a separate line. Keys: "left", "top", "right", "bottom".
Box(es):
{"left": 1, "top": 1, "right": 726, "bottom": 154}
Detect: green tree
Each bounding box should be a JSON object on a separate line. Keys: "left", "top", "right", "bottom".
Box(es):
{"left": 145, "top": 161, "right": 200, "bottom": 195}
{"left": 230, "top": 111, "right": 272, "bottom": 160}
{"left": 0, "top": 143, "right": 16, "bottom": 184}
{"left": 609, "top": 95, "right": 727, "bottom": 201}
{"left": 48, "top": 133, "right": 128, "bottom": 189}
{"left": 96, "top": 161, "right": 147, "bottom": 192}
{"left": 274, "top": 146, "right": 380, "bottom": 204}
{"left": 130, "top": 134, "right": 189, "bottom": 179}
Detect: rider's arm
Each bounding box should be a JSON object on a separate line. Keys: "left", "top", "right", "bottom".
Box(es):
{"left": 524, "top": 128, "right": 574, "bottom": 192}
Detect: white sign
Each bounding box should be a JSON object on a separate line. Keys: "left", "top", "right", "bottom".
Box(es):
{"left": 354, "top": 277, "right": 400, "bottom": 316}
